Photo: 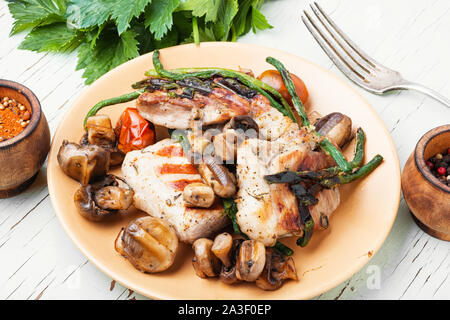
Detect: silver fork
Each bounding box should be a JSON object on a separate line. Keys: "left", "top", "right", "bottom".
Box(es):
{"left": 301, "top": 2, "right": 450, "bottom": 108}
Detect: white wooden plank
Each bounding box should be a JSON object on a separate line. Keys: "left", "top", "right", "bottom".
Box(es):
{"left": 0, "top": 0, "right": 449, "bottom": 300}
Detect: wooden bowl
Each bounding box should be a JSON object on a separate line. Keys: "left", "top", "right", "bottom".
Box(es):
{"left": 0, "top": 80, "right": 50, "bottom": 198}
{"left": 402, "top": 124, "right": 450, "bottom": 240}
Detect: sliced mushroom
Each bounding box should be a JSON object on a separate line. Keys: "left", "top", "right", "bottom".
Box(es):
{"left": 314, "top": 112, "right": 352, "bottom": 148}
{"left": 192, "top": 238, "right": 221, "bottom": 278}
{"left": 57, "top": 140, "right": 110, "bottom": 185}
{"left": 85, "top": 114, "right": 116, "bottom": 148}
{"left": 255, "top": 248, "right": 298, "bottom": 291}
{"left": 199, "top": 156, "right": 237, "bottom": 198}
{"left": 114, "top": 216, "right": 178, "bottom": 273}
{"left": 74, "top": 174, "right": 133, "bottom": 221}
{"left": 212, "top": 232, "right": 233, "bottom": 268}
{"left": 219, "top": 239, "right": 243, "bottom": 285}
{"left": 236, "top": 240, "right": 266, "bottom": 282}
{"left": 183, "top": 182, "right": 215, "bottom": 208}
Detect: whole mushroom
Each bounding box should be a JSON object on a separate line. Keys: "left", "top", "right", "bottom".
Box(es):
{"left": 218, "top": 238, "right": 243, "bottom": 285}
{"left": 314, "top": 112, "right": 352, "bottom": 148}
{"left": 192, "top": 238, "right": 221, "bottom": 278}
{"left": 236, "top": 240, "right": 266, "bottom": 282}
{"left": 211, "top": 232, "right": 233, "bottom": 268}
{"left": 85, "top": 114, "right": 116, "bottom": 148}
{"left": 255, "top": 248, "right": 298, "bottom": 291}
{"left": 74, "top": 174, "right": 133, "bottom": 221}
{"left": 183, "top": 182, "right": 215, "bottom": 208}
{"left": 115, "top": 216, "right": 178, "bottom": 273}
{"left": 199, "top": 156, "right": 237, "bottom": 198}
{"left": 57, "top": 140, "right": 110, "bottom": 185}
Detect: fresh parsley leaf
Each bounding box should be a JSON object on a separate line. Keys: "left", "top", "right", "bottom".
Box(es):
{"left": 251, "top": 4, "right": 272, "bottom": 32}
{"left": 144, "top": 0, "right": 180, "bottom": 40}
{"left": 232, "top": 0, "right": 253, "bottom": 37}
{"left": 65, "top": 0, "right": 115, "bottom": 29}
{"left": 172, "top": 11, "right": 194, "bottom": 42}
{"left": 154, "top": 28, "right": 179, "bottom": 49}
{"left": 131, "top": 22, "right": 154, "bottom": 54}
{"left": 19, "top": 22, "right": 81, "bottom": 52}
{"left": 178, "top": 0, "right": 220, "bottom": 22}
{"left": 8, "top": 0, "right": 67, "bottom": 35}
{"left": 8, "top": 0, "right": 273, "bottom": 85}
{"left": 111, "top": 0, "right": 153, "bottom": 35}
{"left": 76, "top": 28, "right": 139, "bottom": 84}
{"left": 214, "top": 0, "right": 239, "bottom": 40}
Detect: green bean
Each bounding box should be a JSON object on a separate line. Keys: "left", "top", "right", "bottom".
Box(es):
{"left": 319, "top": 155, "right": 383, "bottom": 188}
{"left": 266, "top": 56, "right": 309, "bottom": 126}
{"left": 265, "top": 56, "right": 352, "bottom": 173}
{"left": 83, "top": 91, "right": 141, "bottom": 128}
{"left": 349, "top": 128, "right": 366, "bottom": 169}
{"left": 273, "top": 241, "right": 294, "bottom": 256}
{"left": 318, "top": 138, "right": 353, "bottom": 173}
{"left": 149, "top": 51, "right": 297, "bottom": 121}
{"left": 292, "top": 128, "right": 366, "bottom": 180}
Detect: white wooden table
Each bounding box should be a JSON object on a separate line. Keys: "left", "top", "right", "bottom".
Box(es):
{"left": 0, "top": 0, "right": 449, "bottom": 300}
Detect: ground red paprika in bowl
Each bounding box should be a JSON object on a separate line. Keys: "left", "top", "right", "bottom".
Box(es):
{"left": 0, "top": 80, "right": 50, "bottom": 198}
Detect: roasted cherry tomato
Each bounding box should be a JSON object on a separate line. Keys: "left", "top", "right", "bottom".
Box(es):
{"left": 257, "top": 70, "right": 309, "bottom": 105}
{"left": 115, "top": 108, "right": 155, "bottom": 153}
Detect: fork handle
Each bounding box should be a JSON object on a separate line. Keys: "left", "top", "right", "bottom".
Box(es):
{"left": 395, "top": 81, "right": 450, "bottom": 108}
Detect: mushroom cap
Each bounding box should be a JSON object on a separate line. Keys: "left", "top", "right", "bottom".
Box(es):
{"left": 183, "top": 182, "right": 215, "bottom": 208}
{"left": 255, "top": 248, "right": 298, "bottom": 291}
{"left": 74, "top": 174, "right": 133, "bottom": 221}
{"left": 236, "top": 240, "right": 266, "bottom": 282}
{"left": 115, "top": 216, "right": 178, "bottom": 273}
{"left": 57, "top": 140, "right": 110, "bottom": 185}
{"left": 315, "top": 112, "right": 352, "bottom": 148}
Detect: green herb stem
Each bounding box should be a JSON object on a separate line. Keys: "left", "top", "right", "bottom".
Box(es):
{"left": 192, "top": 16, "right": 199, "bottom": 46}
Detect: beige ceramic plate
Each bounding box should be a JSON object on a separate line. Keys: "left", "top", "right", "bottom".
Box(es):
{"left": 48, "top": 42, "right": 401, "bottom": 300}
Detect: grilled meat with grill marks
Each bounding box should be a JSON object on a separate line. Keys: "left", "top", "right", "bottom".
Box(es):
{"left": 122, "top": 139, "right": 229, "bottom": 244}
{"left": 132, "top": 77, "right": 341, "bottom": 246}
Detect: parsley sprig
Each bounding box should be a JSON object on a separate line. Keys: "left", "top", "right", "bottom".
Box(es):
{"left": 7, "top": 0, "right": 272, "bottom": 84}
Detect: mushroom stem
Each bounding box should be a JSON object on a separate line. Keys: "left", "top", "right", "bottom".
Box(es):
{"left": 212, "top": 233, "right": 233, "bottom": 268}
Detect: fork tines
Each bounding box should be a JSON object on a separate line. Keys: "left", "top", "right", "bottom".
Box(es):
{"left": 302, "top": 2, "right": 387, "bottom": 87}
